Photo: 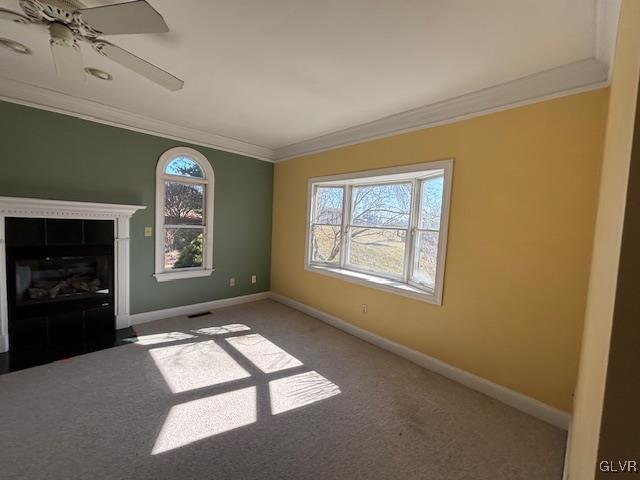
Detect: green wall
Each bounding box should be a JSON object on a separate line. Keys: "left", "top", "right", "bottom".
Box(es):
{"left": 0, "top": 100, "right": 273, "bottom": 314}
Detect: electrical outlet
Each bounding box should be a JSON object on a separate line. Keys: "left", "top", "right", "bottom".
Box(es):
{"left": 251, "top": 275, "right": 257, "bottom": 284}
{"left": 361, "top": 304, "right": 368, "bottom": 314}
{"left": 144, "top": 226, "right": 152, "bottom": 237}
{"left": 229, "top": 277, "right": 236, "bottom": 287}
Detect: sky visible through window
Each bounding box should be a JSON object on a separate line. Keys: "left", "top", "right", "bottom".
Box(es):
{"left": 352, "top": 183, "right": 412, "bottom": 228}
{"left": 421, "top": 176, "right": 443, "bottom": 230}
{"left": 314, "top": 177, "right": 443, "bottom": 229}
{"left": 165, "top": 156, "right": 204, "bottom": 178}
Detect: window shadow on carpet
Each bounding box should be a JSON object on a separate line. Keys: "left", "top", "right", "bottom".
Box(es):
{"left": 127, "top": 323, "right": 341, "bottom": 454}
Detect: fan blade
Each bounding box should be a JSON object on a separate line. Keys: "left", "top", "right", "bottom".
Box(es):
{"left": 51, "top": 41, "right": 84, "bottom": 80}
{"left": 92, "top": 41, "right": 183, "bottom": 91}
{"left": 0, "top": 7, "right": 30, "bottom": 24}
{"left": 78, "top": 0, "right": 168, "bottom": 35}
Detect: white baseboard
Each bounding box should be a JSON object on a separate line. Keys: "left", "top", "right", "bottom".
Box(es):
{"left": 129, "top": 291, "right": 271, "bottom": 326}
{"left": 270, "top": 292, "right": 571, "bottom": 430}
{"left": 0, "top": 334, "right": 7, "bottom": 353}
{"left": 126, "top": 290, "right": 571, "bottom": 430}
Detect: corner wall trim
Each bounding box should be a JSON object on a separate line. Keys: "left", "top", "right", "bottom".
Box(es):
{"left": 129, "top": 291, "right": 271, "bottom": 326}
{"left": 270, "top": 292, "right": 571, "bottom": 430}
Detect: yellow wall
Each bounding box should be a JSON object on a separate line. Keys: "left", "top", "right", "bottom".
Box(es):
{"left": 568, "top": 0, "right": 640, "bottom": 477}
{"left": 271, "top": 90, "right": 609, "bottom": 412}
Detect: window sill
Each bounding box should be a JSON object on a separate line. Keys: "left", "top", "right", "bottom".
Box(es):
{"left": 154, "top": 269, "right": 214, "bottom": 282}
{"left": 305, "top": 264, "right": 441, "bottom": 305}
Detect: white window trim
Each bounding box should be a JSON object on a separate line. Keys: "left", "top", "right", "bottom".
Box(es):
{"left": 154, "top": 147, "right": 215, "bottom": 282}
{"left": 304, "top": 159, "right": 453, "bottom": 305}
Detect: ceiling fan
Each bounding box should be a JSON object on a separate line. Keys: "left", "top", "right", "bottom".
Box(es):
{"left": 0, "top": 0, "right": 183, "bottom": 91}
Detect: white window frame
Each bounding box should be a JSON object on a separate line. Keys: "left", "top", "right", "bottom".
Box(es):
{"left": 305, "top": 160, "right": 453, "bottom": 305}
{"left": 154, "top": 147, "right": 215, "bottom": 282}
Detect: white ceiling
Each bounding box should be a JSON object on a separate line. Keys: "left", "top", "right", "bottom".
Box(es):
{"left": 0, "top": 0, "right": 620, "bottom": 160}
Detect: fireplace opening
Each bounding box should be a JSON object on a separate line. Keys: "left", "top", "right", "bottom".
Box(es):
{"left": 15, "top": 254, "right": 112, "bottom": 306}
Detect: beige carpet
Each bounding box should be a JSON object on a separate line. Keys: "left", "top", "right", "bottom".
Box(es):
{"left": 0, "top": 299, "right": 566, "bottom": 479}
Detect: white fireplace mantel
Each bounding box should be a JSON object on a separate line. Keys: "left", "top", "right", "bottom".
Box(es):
{"left": 0, "top": 196, "right": 146, "bottom": 353}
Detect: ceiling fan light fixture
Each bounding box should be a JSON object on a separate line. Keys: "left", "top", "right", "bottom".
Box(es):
{"left": 0, "top": 1, "right": 183, "bottom": 90}
{"left": 49, "top": 21, "right": 75, "bottom": 46}
{"left": 84, "top": 67, "right": 112, "bottom": 81}
{"left": 0, "top": 37, "right": 31, "bottom": 54}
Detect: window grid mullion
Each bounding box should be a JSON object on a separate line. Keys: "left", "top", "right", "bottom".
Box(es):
{"left": 339, "top": 185, "right": 351, "bottom": 269}
{"left": 164, "top": 224, "right": 206, "bottom": 229}
{"left": 308, "top": 184, "right": 317, "bottom": 264}
{"left": 404, "top": 178, "right": 421, "bottom": 283}
{"left": 346, "top": 224, "right": 411, "bottom": 231}
{"left": 312, "top": 222, "right": 343, "bottom": 227}
{"left": 163, "top": 174, "right": 208, "bottom": 185}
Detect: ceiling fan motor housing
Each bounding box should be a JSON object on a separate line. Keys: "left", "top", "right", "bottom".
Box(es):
{"left": 19, "top": 0, "right": 100, "bottom": 38}
{"left": 19, "top": 0, "right": 82, "bottom": 24}
{"left": 49, "top": 21, "right": 75, "bottom": 46}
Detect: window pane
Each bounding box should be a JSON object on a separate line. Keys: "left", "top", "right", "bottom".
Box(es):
{"left": 164, "top": 228, "right": 204, "bottom": 270}
{"left": 311, "top": 225, "right": 341, "bottom": 264}
{"left": 349, "top": 227, "right": 407, "bottom": 277}
{"left": 420, "top": 174, "right": 444, "bottom": 230}
{"left": 314, "top": 187, "right": 343, "bottom": 224}
{"left": 165, "top": 182, "right": 204, "bottom": 225}
{"left": 351, "top": 183, "right": 412, "bottom": 228}
{"left": 412, "top": 230, "right": 439, "bottom": 289}
{"left": 165, "top": 156, "right": 204, "bottom": 178}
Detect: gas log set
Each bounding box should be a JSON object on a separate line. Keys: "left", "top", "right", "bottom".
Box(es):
{"left": 27, "top": 275, "right": 102, "bottom": 300}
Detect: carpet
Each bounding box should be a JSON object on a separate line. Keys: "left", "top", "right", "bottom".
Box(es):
{"left": 0, "top": 299, "right": 565, "bottom": 479}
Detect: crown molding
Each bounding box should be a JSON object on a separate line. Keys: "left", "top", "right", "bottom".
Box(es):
{"left": 274, "top": 0, "right": 620, "bottom": 162}
{"left": 0, "top": 1, "right": 620, "bottom": 164}
{"left": 274, "top": 58, "right": 609, "bottom": 161}
{"left": 0, "top": 77, "right": 275, "bottom": 162}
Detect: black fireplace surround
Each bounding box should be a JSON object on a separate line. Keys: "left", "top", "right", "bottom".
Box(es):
{"left": 5, "top": 217, "right": 117, "bottom": 369}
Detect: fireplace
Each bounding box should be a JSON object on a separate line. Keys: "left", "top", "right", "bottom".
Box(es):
{"left": 6, "top": 218, "right": 116, "bottom": 360}
{"left": 0, "top": 196, "right": 146, "bottom": 371}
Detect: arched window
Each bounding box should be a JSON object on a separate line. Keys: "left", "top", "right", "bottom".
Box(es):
{"left": 154, "top": 147, "right": 214, "bottom": 282}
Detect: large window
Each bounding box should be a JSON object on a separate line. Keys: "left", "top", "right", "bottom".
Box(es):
{"left": 155, "top": 147, "right": 214, "bottom": 282}
{"left": 305, "top": 160, "right": 452, "bottom": 304}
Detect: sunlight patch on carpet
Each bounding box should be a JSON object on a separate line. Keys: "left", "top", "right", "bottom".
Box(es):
{"left": 149, "top": 341, "right": 250, "bottom": 393}
{"left": 270, "top": 371, "right": 341, "bottom": 415}
{"left": 226, "top": 334, "right": 303, "bottom": 373}
{"left": 126, "top": 332, "right": 196, "bottom": 346}
{"left": 193, "top": 324, "right": 251, "bottom": 336}
{"left": 152, "top": 387, "right": 257, "bottom": 454}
